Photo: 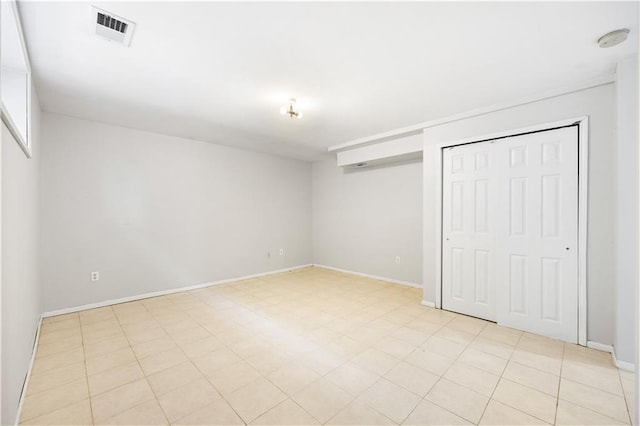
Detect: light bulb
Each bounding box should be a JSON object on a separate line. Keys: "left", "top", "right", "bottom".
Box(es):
{"left": 280, "top": 106, "right": 287, "bottom": 115}
{"left": 297, "top": 112, "right": 303, "bottom": 118}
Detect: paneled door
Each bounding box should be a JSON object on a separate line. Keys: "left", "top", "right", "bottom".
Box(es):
{"left": 442, "top": 142, "right": 497, "bottom": 321}
{"left": 442, "top": 126, "right": 579, "bottom": 342}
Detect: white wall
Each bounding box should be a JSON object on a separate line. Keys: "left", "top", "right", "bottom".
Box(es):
{"left": 614, "top": 54, "right": 639, "bottom": 365}
{"left": 1, "top": 92, "right": 41, "bottom": 425}
{"left": 423, "top": 84, "right": 616, "bottom": 346}
{"left": 312, "top": 158, "right": 422, "bottom": 285}
{"left": 40, "top": 113, "right": 312, "bottom": 312}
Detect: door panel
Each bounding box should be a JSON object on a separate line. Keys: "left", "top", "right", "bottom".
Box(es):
{"left": 495, "top": 127, "right": 578, "bottom": 342}
{"left": 475, "top": 180, "right": 489, "bottom": 232}
{"left": 442, "top": 142, "right": 497, "bottom": 321}
{"left": 541, "top": 257, "right": 561, "bottom": 321}
{"left": 474, "top": 249, "right": 489, "bottom": 304}
{"left": 508, "top": 254, "right": 528, "bottom": 315}
{"left": 541, "top": 175, "right": 561, "bottom": 238}
{"left": 509, "top": 177, "right": 527, "bottom": 236}
{"left": 441, "top": 126, "right": 578, "bottom": 342}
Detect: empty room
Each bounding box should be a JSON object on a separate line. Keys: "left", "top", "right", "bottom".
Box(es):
{"left": 1, "top": 1, "right": 639, "bottom": 425}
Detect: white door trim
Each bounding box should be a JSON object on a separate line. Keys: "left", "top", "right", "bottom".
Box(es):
{"left": 433, "top": 116, "right": 589, "bottom": 346}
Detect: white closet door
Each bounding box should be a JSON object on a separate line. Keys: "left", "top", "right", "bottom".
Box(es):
{"left": 442, "top": 143, "right": 497, "bottom": 321}
{"left": 441, "top": 126, "right": 578, "bottom": 343}
{"left": 495, "top": 127, "right": 578, "bottom": 342}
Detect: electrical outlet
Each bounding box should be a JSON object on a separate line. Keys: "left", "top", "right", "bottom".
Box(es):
{"left": 91, "top": 271, "right": 100, "bottom": 282}
{"left": 395, "top": 257, "right": 401, "bottom": 264}
{"left": 279, "top": 248, "right": 284, "bottom": 256}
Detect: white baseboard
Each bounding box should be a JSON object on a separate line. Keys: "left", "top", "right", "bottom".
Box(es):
{"left": 613, "top": 356, "right": 635, "bottom": 372}
{"left": 15, "top": 316, "right": 43, "bottom": 426}
{"left": 587, "top": 341, "right": 635, "bottom": 371}
{"left": 612, "top": 348, "right": 636, "bottom": 372}
{"left": 421, "top": 300, "right": 436, "bottom": 308}
{"left": 42, "top": 264, "right": 313, "bottom": 318}
{"left": 313, "top": 264, "right": 422, "bottom": 289}
{"left": 587, "top": 341, "right": 613, "bottom": 353}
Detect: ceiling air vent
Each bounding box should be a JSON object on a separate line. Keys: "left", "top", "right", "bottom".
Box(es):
{"left": 92, "top": 6, "right": 135, "bottom": 46}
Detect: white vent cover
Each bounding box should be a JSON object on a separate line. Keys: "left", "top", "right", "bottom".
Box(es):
{"left": 92, "top": 6, "right": 135, "bottom": 46}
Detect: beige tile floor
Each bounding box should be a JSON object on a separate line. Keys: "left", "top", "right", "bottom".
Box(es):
{"left": 20, "top": 267, "right": 635, "bottom": 425}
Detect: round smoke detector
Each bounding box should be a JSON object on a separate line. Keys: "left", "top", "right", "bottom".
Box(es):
{"left": 598, "top": 29, "right": 630, "bottom": 48}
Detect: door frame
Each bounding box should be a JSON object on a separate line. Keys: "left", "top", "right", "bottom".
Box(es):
{"left": 433, "top": 117, "right": 589, "bottom": 346}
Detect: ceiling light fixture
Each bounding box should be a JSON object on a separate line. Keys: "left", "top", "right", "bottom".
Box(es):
{"left": 280, "top": 98, "right": 303, "bottom": 118}
{"left": 598, "top": 29, "right": 630, "bottom": 48}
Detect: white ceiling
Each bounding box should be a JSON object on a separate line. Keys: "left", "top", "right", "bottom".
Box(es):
{"left": 19, "top": 1, "right": 638, "bottom": 161}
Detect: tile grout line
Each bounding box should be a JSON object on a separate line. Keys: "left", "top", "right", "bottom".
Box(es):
{"left": 472, "top": 324, "right": 519, "bottom": 425}
{"left": 27, "top": 320, "right": 94, "bottom": 423}
{"left": 483, "top": 335, "right": 574, "bottom": 426}
{"left": 452, "top": 335, "right": 627, "bottom": 426}
{"left": 112, "top": 303, "right": 172, "bottom": 426}
{"left": 616, "top": 367, "right": 634, "bottom": 424}
{"left": 198, "top": 296, "right": 293, "bottom": 425}
{"left": 397, "top": 316, "right": 480, "bottom": 425}
{"left": 492, "top": 336, "right": 567, "bottom": 425}
{"left": 499, "top": 342, "right": 625, "bottom": 399}
{"left": 17, "top": 316, "right": 80, "bottom": 424}
{"left": 553, "top": 342, "right": 566, "bottom": 425}
{"left": 167, "top": 295, "right": 253, "bottom": 425}
{"left": 493, "top": 377, "right": 562, "bottom": 425}
{"left": 318, "top": 279, "right": 419, "bottom": 424}
{"left": 251, "top": 276, "right": 425, "bottom": 424}
{"left": 79, "top": 313, "right": 97, "bottom": 426}
{"left": 144, "top": 295, "right": 248, "bottom": 425}
{"left": 558, "top": 375, "right": 627, "bottom": 398}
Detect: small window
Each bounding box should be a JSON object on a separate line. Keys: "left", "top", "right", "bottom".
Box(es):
{"left": 1, "top": 0, "right": 32, "bottom": 157}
